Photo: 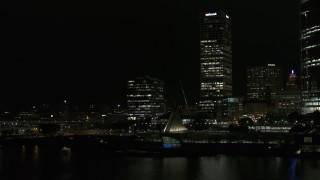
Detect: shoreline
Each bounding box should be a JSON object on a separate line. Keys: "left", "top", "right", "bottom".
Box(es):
{"left": 0, "top": 134, "right": 313, "bottom": 158}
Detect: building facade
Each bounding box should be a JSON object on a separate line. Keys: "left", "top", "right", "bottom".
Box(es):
{"left": 246, "top": 64, "right": 282, "bottom": 103}
{"left": 199, "top": 11, "right": 232, "bottom": 117}
{"left": 275, "top": 70, "right": 302, "bottom": 115}
{"left": 301, "top": 0, "right": 320, "bottom": 114}
{"left": 127, "top": 76, "right": 165, "bottom": 120}
{"left": 221, "top": 97, "right": 243, "bottom": 121}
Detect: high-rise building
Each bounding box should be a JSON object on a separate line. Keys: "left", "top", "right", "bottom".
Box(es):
{"left": 286, "top": 70, "right": 299, "bottom": 89}
{"left": 275, "top": 70, "right": 302, "bottom": 115}
{"left": 127, "top": 76, "right": 165, "bottom": 120}
{"left": 246, "top": 64, "right": 282, "bottom": 102}
{"left": 300, "top": 0, "right": 320, "bottom": 114}
{"left": 199, "top": 11, "right": 232, "bottom": 117}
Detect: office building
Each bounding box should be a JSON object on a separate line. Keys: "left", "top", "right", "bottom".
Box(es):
{"left": 127, "top": 76, "right": 165, "bottom": 120}
{"left": 275, "top": 70, "right": 302, "bottom": 115}
{"left": 221, "top": 97, "right": 243, "bottom": 121}
{"left": 301, "top": 0, "right": 320, "bottom": 113}
{"left": 246, "top": 64, "right": 282, "bottom": 103}
{"left": 199, "top": 11, "right": 232, "bottom": 117}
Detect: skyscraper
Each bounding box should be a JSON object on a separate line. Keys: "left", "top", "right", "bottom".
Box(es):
{"left": 246, "top": 64, "right": 282, "bottom": 102}
{"left": 286, "top": 70, "right": 298, "bottom": 89}
{"left": 127, "top": 76, "right": 165, "bottom": 120}
{"left": 275, "top": 70, "right": 302, "bottom": 115}
{"left": 199, "top": 11, "right": 232, "bottom": 117}
{"left": 301, "top": 0, "right": 320, "bottom": 114}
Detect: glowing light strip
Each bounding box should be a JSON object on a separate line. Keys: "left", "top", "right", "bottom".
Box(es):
{"left": 205, "top": 13, "right": 217, "bottom": 16}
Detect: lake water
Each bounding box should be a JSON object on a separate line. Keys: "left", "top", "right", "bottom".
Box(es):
{"left": 0, "top": 145, "right": 320, "bottom": 180}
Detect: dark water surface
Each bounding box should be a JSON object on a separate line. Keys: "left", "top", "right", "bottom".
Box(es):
{"left": 1, "top": 145, "right": 320, "bottom": 180}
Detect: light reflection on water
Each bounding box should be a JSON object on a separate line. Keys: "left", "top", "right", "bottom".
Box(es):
{"left": 1, "top": 146, "right": 320, "bottom": 180}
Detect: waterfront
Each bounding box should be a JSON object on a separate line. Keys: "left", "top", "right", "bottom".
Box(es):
{"left": 1, "top": 146, "right": 320, "bottom": 180}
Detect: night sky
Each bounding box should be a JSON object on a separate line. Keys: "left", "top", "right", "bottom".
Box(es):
{"left": 0, "top": 0, "right": 300, "bottom": 109}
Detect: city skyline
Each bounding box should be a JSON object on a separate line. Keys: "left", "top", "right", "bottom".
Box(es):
{"left": 0, "top": 1, "right": 300, "bottom": 109}
{"left": 1, "top": 2, "right": 320, "bottom": 180}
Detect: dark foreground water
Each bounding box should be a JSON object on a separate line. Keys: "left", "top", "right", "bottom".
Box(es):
{"left": 1, "top": 146, "right": 320, "bottom": 180}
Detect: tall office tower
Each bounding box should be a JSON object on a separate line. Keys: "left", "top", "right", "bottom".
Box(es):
{"left": 199, "top": 11, "right": 232, "bottom": 117}
{"left": 301, "top": 0, "right": 320, "bottom": 114}
{"left": 275, "top": 70, "right": 301, "bottom": 115}
{"left": 246, "top": 64, "right": 282, "bottom": 102}
{"left": 127, "top": 76, "right": 165, "bottom": 120}
{"left": 287, "top": 70, "right": 298, "bottom": 90}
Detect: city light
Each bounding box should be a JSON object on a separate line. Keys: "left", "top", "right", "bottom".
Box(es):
{"left": 205, "top": 12, "right": 217, "bottom": 16}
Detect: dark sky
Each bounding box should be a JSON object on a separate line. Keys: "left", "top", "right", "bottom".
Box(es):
{"left": 0, "top": 0, "right": 300, "bottom": 109}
